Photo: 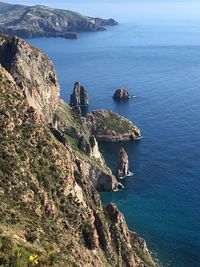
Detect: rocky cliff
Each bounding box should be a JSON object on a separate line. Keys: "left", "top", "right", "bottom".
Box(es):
{"left": 0, "top": 35, "right": 158, "bottom": 266}
{"left": 0, "top": 2, "right": 118, "bottom": 39}
{"left": 87, "top": 110, "right": 142, "bottom": 142}
{"left": 0, "top": 34, "right": 60, "bottom": 121}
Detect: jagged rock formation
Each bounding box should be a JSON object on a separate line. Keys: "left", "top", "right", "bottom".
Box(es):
{"left": 0, "top": 2, "right": 118, "bottom": 39}
{"left": 87, "top": 109, "right": 142, "bottom": 142}
{"left": 115, "top": 148, "right": 129, "bottom": 179}
{"left": 113, "top": 88, "right": 132, "bottom": 100}
{"left": 0, "top": 34, "right": 60, "bottom": 122}
{"left": 89, "top": 135, "right": 103, "bottom": 162}
{"left": 52, "top": 102, "right": 122, "bottom": 192}
{"left": 70, "top": 82, "right": 89, "bottom": 107}
{"left": 0, "top": 35, "right": 159, "bottom": 266}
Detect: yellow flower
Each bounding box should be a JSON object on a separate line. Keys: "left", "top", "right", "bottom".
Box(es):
{"left": 29, "top": 254, "right": 39, "bottom": 265}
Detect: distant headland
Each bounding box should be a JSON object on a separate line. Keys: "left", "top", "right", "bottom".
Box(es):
{"left": 0, "top": 1, "right": 118, "bottom": 39}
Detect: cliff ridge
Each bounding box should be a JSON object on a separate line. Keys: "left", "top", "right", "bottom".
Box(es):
{"left": 0, "top": 35, "right": 158, "bottom": 267}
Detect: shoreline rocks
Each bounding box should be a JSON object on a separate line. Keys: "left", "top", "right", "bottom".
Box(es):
{"left": 70, "top": 82, "right": 89, "bottom": 107}
{"left": 113, "top": 88, "right": 133, "bottom": 100}
{"left": 115, "top": 148, "right": 129, "bottom": 179}
{"left": 86, "top": 109, "right": 142, "bottom": 142}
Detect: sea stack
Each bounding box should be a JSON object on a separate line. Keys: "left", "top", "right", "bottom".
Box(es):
{"left": 113, "top": 88, "right": 132, "bottom": 100}
{"left": 116, "top": 148, "right": 129, "bottom": 179}
{"left": 70, "top": 82, "right": 89, "bottom": 106}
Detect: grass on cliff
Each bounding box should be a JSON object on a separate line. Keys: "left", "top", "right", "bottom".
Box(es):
{"left": 0, "top": 71, "right": 87, "bottom": 266}
{"left": 94, "top": 112, "right": 135, "bottom": 134}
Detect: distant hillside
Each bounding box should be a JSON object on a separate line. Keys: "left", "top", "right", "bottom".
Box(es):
{"left": 0, "top": 1, "right": 118, "bottom": 39}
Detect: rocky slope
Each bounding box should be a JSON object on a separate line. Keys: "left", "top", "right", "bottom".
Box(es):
{"left": 0, "top": 34, "right": 158, "bottom": 266}
{"left": 0, "top": 2, "right": 118, "bottom": 39}
{"left": 87, "top": 110, "right": 142, "bottom": 142}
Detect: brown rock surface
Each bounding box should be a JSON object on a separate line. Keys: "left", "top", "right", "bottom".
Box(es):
{"left": 0, "top": 34, "right": 60, "bottom": 121}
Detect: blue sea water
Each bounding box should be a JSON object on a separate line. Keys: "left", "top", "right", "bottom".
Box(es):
{"left": 26, "top": 23, "right": 200, "bottom": 267}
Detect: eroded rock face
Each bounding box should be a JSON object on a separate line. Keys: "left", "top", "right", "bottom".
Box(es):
{"left": 116, "top": 148, "right": 129, "bottom": 179}
{"left": 51, "top": 102, "right": 122, "bottom": 192}
{"left": 70, "top": 82, "right": 89, "bottom": 107}
{"left": 113, "top": 88, "right": 131, "bottom": 99}
{"left": 106, "top": 203, "right": 157, "bottom": 267}
{"left": 87, "top": 109, "right": 142, "bottom": 142}
{"left": 0, "top": 34, "right": 60, "bottom": 122}
{"left": 76, "top": 159, "right": 123, "bottom": 192}
{"left": 89, "top": 135, "right": 103, "bottom": 162}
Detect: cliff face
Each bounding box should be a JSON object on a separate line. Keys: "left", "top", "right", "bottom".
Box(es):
{"left": 0, "top": 34, "right": 60, "bottom": 121}
{"left": 0, "top": 2, "right": 118, "bottom": 38}
{"left": 0, "top": 36, "right": 158, "bottom": 267}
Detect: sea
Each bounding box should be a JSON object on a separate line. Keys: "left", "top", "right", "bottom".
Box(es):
{"left": 26, "top": 22, "right": 200, "bottom": 267}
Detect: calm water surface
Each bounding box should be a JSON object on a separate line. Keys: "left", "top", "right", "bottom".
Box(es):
{"left": 27, "top": 23, "right": 200, "bottom": 267}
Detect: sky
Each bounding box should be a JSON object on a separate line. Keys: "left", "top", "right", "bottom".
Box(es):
{"left": 4, "top": 0, "right": 200, "bottom": 24}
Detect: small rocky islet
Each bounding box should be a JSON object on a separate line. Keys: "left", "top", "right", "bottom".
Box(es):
{"left": 70, "top": 82, "right": 89, "bottom": 107}
{"left": 113, "top": 88, "right": 134, "bottom": 100}
{"left": 0, "top": 33, "right": 159, "bottom": 266}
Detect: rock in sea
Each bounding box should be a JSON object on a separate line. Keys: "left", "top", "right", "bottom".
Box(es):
{"left": 113, "top": 88, "right": 132, "bottom": 100}
{"left": 115, "top": 148, "right": 129, "bottom": 179}
{"left": 70, "top": 82, "right": 89, "bottom": 107}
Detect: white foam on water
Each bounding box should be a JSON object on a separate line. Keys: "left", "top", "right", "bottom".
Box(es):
{"left": 127, "top": 171, "right": 134, "bottom": 177}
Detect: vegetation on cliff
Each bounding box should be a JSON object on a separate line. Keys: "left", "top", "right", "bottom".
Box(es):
{"left": 0, "top": 1, "right": 118, "bottom": 39}
{"left": 87, "top": 110, "right": 142, "bottom": 142}
{"left": 0, "top": 34, "right": 158, "bottom": 266}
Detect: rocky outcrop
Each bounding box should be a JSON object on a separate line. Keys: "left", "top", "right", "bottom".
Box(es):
{"left": 76, "top": 159, "right": 123, "bottom": 192}
{"left": 0, "top": 2, "right": 118, "bottom": 39}
{"left": 94, "top": 18, "right": 118, "bottom": 26}
{"left": 106, "top": 203, "right": 158, "bottom": 267}
{"left": 89, "top": 135, "right": 104, "bottom": 162}
{"left": 51, "top": 102, "right": 122, "bottom": 192}
{"left": 0, "top": 34, "right": 60, "bottom": 121}
{"left": 87, "top": 109, "right": 142, "bottom": 142}
{"left": 70, "top": 82, "right": 89, "bottom": 107}
{"left": 113, "top": 88, "right": 132, "bottom": 99}
{"left": 116, "top": 148, "right": 129, "bottom": 179}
